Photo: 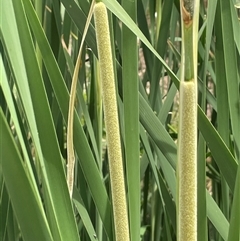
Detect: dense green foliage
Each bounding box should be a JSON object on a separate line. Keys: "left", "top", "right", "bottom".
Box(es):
{"left": 0, "top": 0, "right": 239, "bottom": 240}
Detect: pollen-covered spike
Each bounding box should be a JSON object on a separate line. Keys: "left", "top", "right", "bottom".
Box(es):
{"left": 94, "top": 2, "right": 130, "bottom": 241}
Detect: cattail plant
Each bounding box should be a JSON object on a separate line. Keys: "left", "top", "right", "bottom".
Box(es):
{"left": 94, "top": 2, "right": 130, "bottom": 241}
{"left": 177, "top": 0, "right": 200, "bottom": 240}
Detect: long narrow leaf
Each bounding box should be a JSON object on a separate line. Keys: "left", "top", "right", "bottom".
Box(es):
{"left": 11, "top": 0, "right": 79, "bottom": 239}
{"left": 21, "top": 0, "right": 113, "bottom": 239}
{"left": 0, "top": 109, "right": 53, "bottom": 241}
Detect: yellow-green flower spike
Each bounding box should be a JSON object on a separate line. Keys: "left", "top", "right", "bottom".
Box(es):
{"left": 177, "top": 80, "right": 197, "bottom": 241}
{"left": 178, "top": 0, "right": 199, "bottom": 238}
{"left": 94, "top": 2, "right": 130, "bottom": 241}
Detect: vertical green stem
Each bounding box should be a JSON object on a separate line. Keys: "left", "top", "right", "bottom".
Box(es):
{"left": 183, "top": 25, "right": 194, "bottom": 80}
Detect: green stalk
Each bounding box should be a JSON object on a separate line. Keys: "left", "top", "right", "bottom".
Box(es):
{"left": 94, "top": 2, "right": 130, "bottom": 241}
{"left": 183, "top": 25, "right": 194, "bottom": 80}
{"left": 177, "top": 0, "right": 199, "bottom": 240}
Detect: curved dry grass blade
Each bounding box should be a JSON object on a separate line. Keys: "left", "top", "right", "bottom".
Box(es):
{"left": 67, "top": 0, "right": 95, "bottom": 197}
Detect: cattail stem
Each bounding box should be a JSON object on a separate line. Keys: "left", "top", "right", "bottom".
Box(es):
{"left": 177, "top": 0, "right": 199, "bottom": 240}
{"left": 94, "top": 2, "right": 130, "bottom": 241}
